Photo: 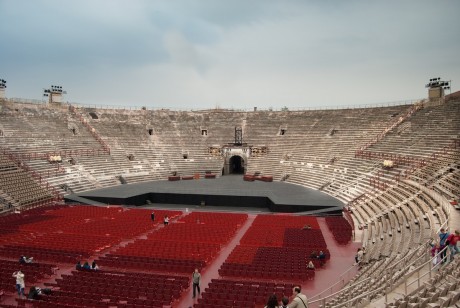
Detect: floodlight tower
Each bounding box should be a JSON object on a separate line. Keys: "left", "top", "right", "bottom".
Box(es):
{"left": 43, "top": 85, "right": 67, "bottom": 104}
{"left": 425, "top": 77, "right": 450, "bottom": 101}
{"left": 0, "top": 79, "right": 6, "bottom": 100}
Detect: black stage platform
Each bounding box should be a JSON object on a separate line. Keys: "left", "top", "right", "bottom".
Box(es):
{"left": 65, "top": 175, "right": 344, "bottom": 214}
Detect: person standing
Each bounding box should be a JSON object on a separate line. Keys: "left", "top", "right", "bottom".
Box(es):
{"left": 355, "top": 248, "right": 364, "bottom": 267}
{"left": 12, "top": 270, "right": 25, "bottom": 298}
{"left": 431, "top": 243, "right": 442, "bottom": 267}
{"left": 317, "top": 251, "right": 326, "bottom": 266}
{"left": 438, "top": 228, "right": 449, "bottom": 263}
{"left": 288, "top": 286, "right": 308, "bottom": 308}
{"left": 164, "top": 215, "right": 169, "bottom": 226}
{"left": 150, "top": 211, "right": 155, "bottom": 222}
{"left": 192, "top": 268, "right": 201, "bottom": 298}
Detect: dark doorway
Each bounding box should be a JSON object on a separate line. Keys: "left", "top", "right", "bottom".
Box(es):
{"left": 229, "top": 156, "right": 244, "bottom": 174}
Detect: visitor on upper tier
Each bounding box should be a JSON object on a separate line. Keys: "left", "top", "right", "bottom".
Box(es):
{"left": 264, "top": 293, "right": 280, "bottom": 308}
{"left": 82, "top": 261, "right": 91, "bottom": 270}
{"left": 355, "top": 248, "right": 364, "bottom": 268}
{"left": 288, "top": 286, "right": 308, "bottom": 308}
{"left": 76, "top": 261, "right": 82, "bottom": 270}
{"left": 150, "top": 210, "right": 155, "bottom": 222}
{"left": 438, "top": 228, "right": 449, "bottom": 263}
{"left": 164, "top": 215, "right": 169, "bottom": 226}
{"left": 302, "top": 224, "right": 312, "bottom": 230}
{"left": 446, "top": 230, "right": 460, "bottom": 261}
{"left": 430, "top": 243, "right": 442, "bottom": 267}
{"left": 91, "top": 261, "right": 99, "bottom": 271}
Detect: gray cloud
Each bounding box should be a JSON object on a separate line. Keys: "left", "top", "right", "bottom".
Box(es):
{"left": 1, "top": 0, "right": 459, "bottom": 109}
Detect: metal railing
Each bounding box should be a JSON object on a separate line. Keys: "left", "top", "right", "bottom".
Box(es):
{"left": 1, "top": 148, "right": 64, "bottom": 204}
{"left": 401, "top": 245, "right": 449, "bottom": 296}
{"left": 308, "top": 209, "right": 450, "bottom": 307}
{"left": 308, "top": 265, "right": 362, "bottom": 303}
{"left": 357, "top": 101, "right": 424, "bottom": 152}
{"left": 69, "top": 105, "right": 111, "bottom": 154}
{"left": 4, "top": 97, "right": 423, "bottom": 113}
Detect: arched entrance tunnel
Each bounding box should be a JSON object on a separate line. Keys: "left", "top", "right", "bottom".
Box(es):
{"left": 229, "top": 155, "right": 244, "bottom": 174}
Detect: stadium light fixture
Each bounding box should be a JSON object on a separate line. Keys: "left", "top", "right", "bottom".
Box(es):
{"left": 43, "top": 84, "right": 68, "bottom": 103}
{"left": 0, "top": 79, "right": 6, "bottom": 89}
{"left": 425, "top": 77, "right": 450, "bottom": 92}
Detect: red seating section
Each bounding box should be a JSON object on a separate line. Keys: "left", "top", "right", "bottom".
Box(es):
{"left": 0, "top": 259, "right": 55, "bottom": 294}
{"left": 41, "top": 269, "right": 189, "bottom": 307}
{"left": 194, "top": 278, "right": 294, "bottom": 308}
{"left": 243, "top": 174, "right": 273, "bottom": 182}
{"left": 0, "top": 205, "right": 335, "bottom": 307}
{"left": 219, "top": 215, "right": 328, "bottom": 281}
{"left": 325, "top": 216, "right": 353, "bottom": 245}
{"left": 99, "top": 212, "right": 248, "bottom": 273}
{"left": 0, "top": 205, "right": 181, "bottom": 263}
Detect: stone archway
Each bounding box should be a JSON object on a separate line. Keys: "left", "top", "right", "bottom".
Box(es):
{"left": 223, "top": 154, "right": 246, "bottom": 175}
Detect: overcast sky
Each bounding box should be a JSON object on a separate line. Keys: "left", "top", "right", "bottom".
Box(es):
{"left": 1, "top": 0, "right": 459, "bottom": 109}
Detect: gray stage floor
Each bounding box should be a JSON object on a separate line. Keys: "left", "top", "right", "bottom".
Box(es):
{"left": 71, "top": 175, "right": 344, "bottom": 213}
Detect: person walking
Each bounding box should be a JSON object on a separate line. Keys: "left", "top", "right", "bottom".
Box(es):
{"left": 438, "top": 228, "right": 449, "bottom": 263}
{"left": 446, "top": 230, "right": 460, "bottom": 261}
{"left": 192, "top": 268, "right": 201, "bottom": 298}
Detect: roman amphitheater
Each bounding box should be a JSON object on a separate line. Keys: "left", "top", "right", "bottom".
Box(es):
{"left": 0, "top": 90, "right": 458, "bottom": 308}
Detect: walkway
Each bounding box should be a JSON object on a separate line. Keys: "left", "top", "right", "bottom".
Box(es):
{"left": 175, "top": 214, "right": 256, "bottom": 308}
{"left": 304, "top": 218, "right": 360, "bottom": 301}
